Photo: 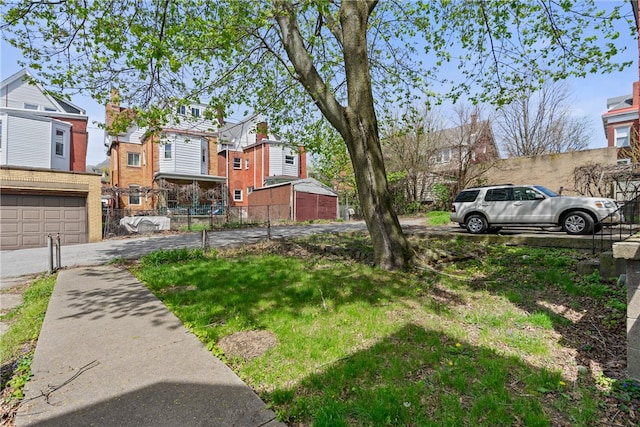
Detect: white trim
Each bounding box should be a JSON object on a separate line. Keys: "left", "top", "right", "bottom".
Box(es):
{"left": 128, "top": 185, "right": 142, "bottom": 205}
{"left": 127, "top": 152, "right": 141, "bottom": 167}
{"left": 233, "top": 156, "right": 242, "bottom": 169}
{"left": 614, "top": 125, "right": 631, "bottom": 147}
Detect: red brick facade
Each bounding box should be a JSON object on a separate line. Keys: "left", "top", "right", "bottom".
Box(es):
{"left": 52, "top": 116, "right": 88, "bottom": 172}
{"left": 106, "top": 102, "right": 307, "bottom": 212}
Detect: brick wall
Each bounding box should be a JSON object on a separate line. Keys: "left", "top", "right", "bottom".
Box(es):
{"left": 51, "top": 116, "right": 89, "bottom": 172}
{"left": 479, "top": 147, "right": 619, "bottom": 195}
{"left": 109, "top": 139, "right": 156, "bottom": 211}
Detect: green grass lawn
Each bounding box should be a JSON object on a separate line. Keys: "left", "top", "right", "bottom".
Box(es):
{"left": 133, "top": 235, "right": 636, "bottom": 426}
{"left": 425, "top": 210, "right": 451, "bottom": 226}
{"left": 1, "top": 274, "right": 56, "bottom": 401}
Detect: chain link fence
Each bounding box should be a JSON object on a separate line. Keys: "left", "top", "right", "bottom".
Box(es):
{"left": 103, "top": 204, "right": 294, "bottom": 237}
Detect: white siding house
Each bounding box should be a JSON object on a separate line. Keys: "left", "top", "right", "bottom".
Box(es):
{"left": 158, "top": 134, "right": 208, "bottom": 175}
{"left": 268, "top": 144, "right": 299, "bottom": 176}
{"left": 0, "top": 70, "right": 99, "bottom": 251}
{"left": 0, "top": 69, "right": 88, "bottom": 171}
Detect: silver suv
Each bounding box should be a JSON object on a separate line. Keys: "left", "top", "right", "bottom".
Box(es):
{"left": 450, "top": 184, "right": 622, "bottom": 235}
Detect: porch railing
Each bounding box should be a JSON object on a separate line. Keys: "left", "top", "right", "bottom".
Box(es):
{"left": 592, "top": 193, "right": 640, "bottom": 253}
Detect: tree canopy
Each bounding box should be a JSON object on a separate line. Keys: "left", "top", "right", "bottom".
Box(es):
{"left": 3, "top": 1, "right": 631, "bottom": 111}
{"left": 2, "top": 0, "right": 633, "bottom": 269}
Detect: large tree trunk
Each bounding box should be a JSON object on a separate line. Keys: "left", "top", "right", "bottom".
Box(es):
{"left": 274, "top": 0, "right": 414, "bottom": 270}
{"left": 338, "top": 2, "right": 413, "bottom": 270}
{"left": 342, "top": 109, "right": 414, "bottom": 270}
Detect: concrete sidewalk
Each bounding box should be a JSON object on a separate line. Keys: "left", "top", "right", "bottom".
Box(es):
{"left": 15, "top": 266, "right": 284, "bottom": 427}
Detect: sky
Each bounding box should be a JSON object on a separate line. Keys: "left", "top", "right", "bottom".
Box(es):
{"left": 0, "top": 1, "right": 638, "bottom": 167}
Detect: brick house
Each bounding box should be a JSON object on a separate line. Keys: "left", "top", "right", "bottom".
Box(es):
{"left": 0, "top": 69, "right": 101, "bottom": 249}
{"left": 106, "top": 97, "right": 223, "bottom": 212}
{"left": 105, "top": 97, "right": 307, "bottom": 215}
{"left": 420, "top": 116, "right": 500, "bottom": 201}
{"left": 217, "top": 118, "right": 307, "bottom": 209}
{"left": 602, "top": 82, "right": 640, "bottom": 164}
{"left": 431, "top": 116, "right": 500, "bottom": 176}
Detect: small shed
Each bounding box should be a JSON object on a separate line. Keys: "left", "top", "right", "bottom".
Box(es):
{"left": 248, "top": 178, "right": 338, "bottom": 222}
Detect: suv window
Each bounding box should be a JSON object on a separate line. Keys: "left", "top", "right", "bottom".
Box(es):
{"left": 454, "top": 190, "right": 480, "bottom": 203}
{"left": 513, "top": 187, "right": 540, "bottom": 201}
{"left": 485, "top": 188, "right": 512, "bottom": 201}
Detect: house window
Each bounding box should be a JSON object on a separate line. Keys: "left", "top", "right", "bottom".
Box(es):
{"left": 55, "top": 130, "right": 64, "bottom": 156}
{"left": 285, "top": 155, "right": 295, "bottom": 165}
{"left": 233, "top": 189, "right": 243, "bottom": 201}
{"left": 245, "top": 159, "right": 250, "bottom": 169}
{"left": 0, "top": 120, "right": 3, "bottom": 150}
{"left": 202, "top": 149, "right": 206, "bottom": 162}
{"left": 615, "top": 126, "right": 630, "bottom": 147}
{"left": 177, "top": 105, "right": 186, "bottom": 115}
{"left": 164, "top": 143, "right": 172, "bottom": 159}
{"left": 44, "top": 107, "right": 56, "bottom": 112}
{"left": 233, "top": 157, "right": 242, "bottom": 169}
{"left": 24, "top": 103, "right": 38, "bottom": 110}
{"left": 618, "top": 158, "right": 631, "bottom": 165}
{"left": 127, "top": 152, "right": 141, "bottom": 166}
{"left": 247, "top": 186, "right": 254, "bottom": 194}
{"left": 191, "top": 107, "right": 200, "bottom": 117}
{"left": 128, "top": 185, "right": 141, "bottom": 205}
{"left": 436, "top": 148, "right": 451, "bottom": 164}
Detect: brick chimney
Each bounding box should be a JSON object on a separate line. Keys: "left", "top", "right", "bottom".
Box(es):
{"left": 256, "top": 121, "right": 268, "bottom": 143}
{"left": 298, "top": 145, "right": 307, "bottom": 178}
{"left": 105, "top": 88, "right": 121, "bottom": 132}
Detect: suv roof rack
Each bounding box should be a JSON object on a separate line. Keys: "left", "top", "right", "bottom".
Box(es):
{"left": 468, "top": 184, "right": 513, "bottom": 188}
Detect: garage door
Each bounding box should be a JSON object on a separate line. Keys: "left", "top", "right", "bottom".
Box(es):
{"left": 0, "top": 194, "right": 88, "bottom": 250}
{"left": 296, "top": 192, "right": 337, "bottom": 222}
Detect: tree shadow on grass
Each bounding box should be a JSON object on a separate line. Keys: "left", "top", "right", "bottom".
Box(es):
{"left": 131, "top": 239, "right": 635, "bottom": 423}
{"left": 133, "top": 250, "right": 468, "bottom": 343}
{"left": 265, "top": 323, "right": 580, "bottom": 426}
{"left": 456, "top": 247, "right": 628, "bottom": 382}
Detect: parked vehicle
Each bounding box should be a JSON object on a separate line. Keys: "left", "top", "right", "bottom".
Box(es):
{"left": 450, "top": 184, "right": 623, "bottom": 235}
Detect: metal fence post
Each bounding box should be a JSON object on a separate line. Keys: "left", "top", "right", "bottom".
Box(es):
{"left": 47, "top": 234, "right": 54, "bottom": 274}
{"left": 202, "top": 228, "right": 208, "bottom": 251}
{"left": 55, "top": 233, "right": 61, "bottom": 270}
{"left": 267, "top": 205, "right": 271, "bottom": 240}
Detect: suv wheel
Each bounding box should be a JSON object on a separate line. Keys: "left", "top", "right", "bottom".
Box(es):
{"left": 562, "top": 211, "right": 594, "bottom": 235}
{"left": 465, "top": 214, "right": 488, "bottom": 234}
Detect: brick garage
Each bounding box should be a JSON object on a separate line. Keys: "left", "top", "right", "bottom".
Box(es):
{"left": 0, "top": 166, "right": 102, "bottom": 250}
{"left": 247, "top": 178, "right": 338, "bottom": 222}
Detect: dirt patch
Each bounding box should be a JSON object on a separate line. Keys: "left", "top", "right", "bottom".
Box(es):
{"left": 217, "top": 330, "right": 278, "bottom": 361}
